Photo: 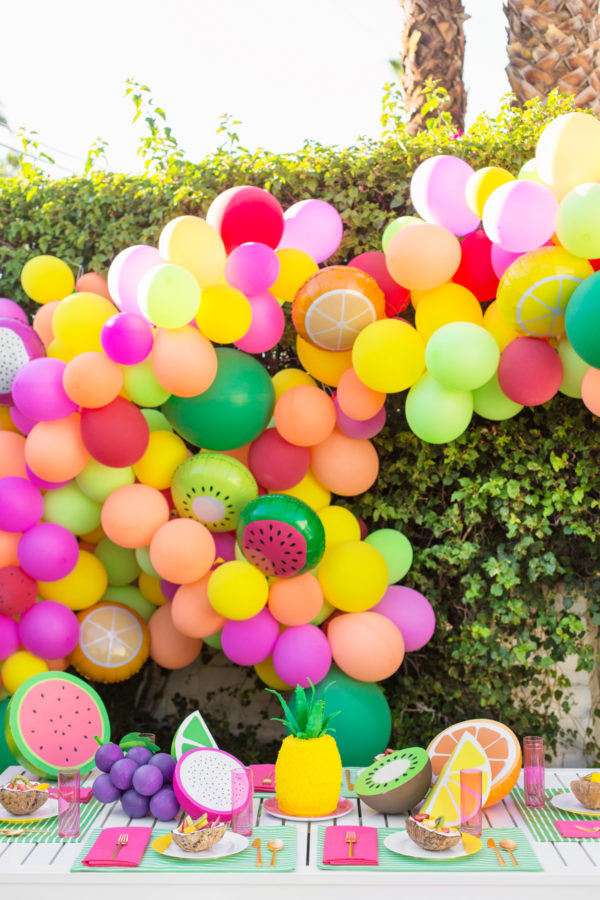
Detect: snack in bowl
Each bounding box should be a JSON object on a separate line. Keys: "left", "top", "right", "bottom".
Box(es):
{"left": 405, "top": 813, "right": 462, "bottom": 851}
{"left": 571, "top": 773, "right": 600, "bottom": 810}
{"left": 0, "top": 775, "right": 50, "bottom": 815}
{"left": 171, "top": 813, "right": 228, "bottom": 852}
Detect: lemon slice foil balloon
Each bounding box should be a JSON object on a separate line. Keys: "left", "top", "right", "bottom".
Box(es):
{"left": 419, "top": 732, "right": 491, "bottom": 826}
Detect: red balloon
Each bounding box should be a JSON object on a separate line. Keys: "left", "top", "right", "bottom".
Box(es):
{"left": 248, "top": 428, "right": 310, "bottom": 491}
{"left": 350, "top": 251, "right": 410, "bottom": 317}
{"left": 80, "top": 397, "right": 149, "bottom": 467}
{"left": 206, "top": 186, "right": 284, "bottom": 254}
{"left": 452, "top": 230, "right": 499, "bottom": 303}
{"left": 497, "top": 337, "right": 563, "bottom": 406}
{"left": 0, "top": 565, "right": 37, "bottom": 617}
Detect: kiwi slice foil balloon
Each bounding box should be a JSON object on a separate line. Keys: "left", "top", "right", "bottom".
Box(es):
{"left": 171, "top": 453, "right": 258, "bottom": 533}
{"left": 354, "top": 747, "right": 432, "bottom": 814}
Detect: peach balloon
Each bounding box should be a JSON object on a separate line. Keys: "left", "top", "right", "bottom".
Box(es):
{"left": 274, "top": 385, "right": 336, "bottom": 447}
{"left": 46, "top": 657, "right": 70, "bottom": 671}
{"left": 268, "top": 573, "right": 324, "bottom": 626}
{"left": 148, "top": 603, "right": 203, "bottom": 669}
{"left": 25, "top": 414, "right": 89, "bottom": 482}
{"left": 581, "top": 367, "right": 600, "bottom": 416}
{"left": 75, "top": 272, "right": 113, "bottom": 301}
{"left": 63, "top": 351, "right": 124, "bottom": 408}
{"left": 328, "top": 611, "right": 405, "bottom": 681}
{"left": 149, "top": 518, "right": 216, "bottom": 584}
{"left": 385, "top": 223, "right": 462, "bottom": 292}
{"left": 33, "top": 301, "right": 59, "bottom": 348}
{"left": 0, "top": 530, "right": 20, "bottom": 566}
{"left": 311, "top": 429, "right": 379, "bottom": 496}
{"left": 336, "top": 367, "right": 386, "bottom": 421}
{"left": 101, "top": 484, "right": 170, "bottom": 549}
{"left": 151, "top": 326, "right": 218, "bottom": 397}
{"left": 218, "top": 444, "right": 250, "bottom": 467}
{"left": 0, "top": 432, "right": 27, "bottom": 478}
{"left": 171, "top": 575, "right": 226, "bottom": 638}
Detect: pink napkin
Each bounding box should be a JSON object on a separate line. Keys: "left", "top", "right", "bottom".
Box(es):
{"left": 49, "top": 787, "right": 93, "bottom": 804}
{"left": 249, "top": 764, "right": 276, "bottom": 792}
{"left": 555, "top": 819, "right": 600, "bottom": 838}
{"left": 322, "top": 825, "right": 378, "bottom": 865}
{"left": 82, "top": 827, "right": 153, "bottom": 867}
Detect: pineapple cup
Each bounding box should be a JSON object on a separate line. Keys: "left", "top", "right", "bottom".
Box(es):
{"left": 268, "top": 682, "right": 342, "bottom": 818}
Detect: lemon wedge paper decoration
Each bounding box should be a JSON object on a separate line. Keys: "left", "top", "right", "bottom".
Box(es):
{"left": 419, "top": 732, "right": 491, "bottom": 826}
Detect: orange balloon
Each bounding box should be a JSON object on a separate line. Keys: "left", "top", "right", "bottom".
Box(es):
{"left": 46, "top": 657, "right": 70, "bottom": 671}
{"left": 218, "top": 444, "right": 250, "bottom": 467}
{"left": 171, "top": 575, "right": 226, "bottom": 638}
{"left": 328, "top": 611, "right": 405, "bottom": 681}
{"left": 25, "top": 414, "right": 89, "bottom": 482}
{"left": 75, "top": 272, "right": 113, "bottom": 301}
{"left": 296, "top": 336, "right": 353, "bottom": 387}
{"left": 311, "top": 429, "right": 379, "bottom": 496}
{"left": 336, "top": 367, "right": 386, "bottom": 421}
{"left": 0, "top": 432, "right": 27, "bottom": 478}
{"left": 63, "top": 351, "right": 124, "bottom": 408}
{"left": 268, "top": 573, "right": 324, "bottom": 626}
{"left": 581, "top": 367, "right": 600, "bottom": 416}
{"left": 385, "top": 223, "right": 462, "bottom": 292}
{"left": 0, "top": 530, "right": 20, "bottom": 566}
{"left": 151, "top": 326, "right": 218, "bottom": 397}
{"left": 274, "top": 385, "right": 336, "bottom": 447}
{"left": 32, "top": 301, "right": 59, "bottom": 349}
{"left": 101, "top": 484, "right": 170, "bottom": 549}
{"left": 150, "top": 518, "right": 216, "bottom": 584}
{"left": 148, "top": 603, "right": 203, "bottom": 669}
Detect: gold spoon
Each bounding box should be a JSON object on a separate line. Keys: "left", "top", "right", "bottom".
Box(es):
{"left": 267, "top": 838, "right": 284, "bottom": 867}
{"left": 0, "top": 829, "right": 47, "bottom": 837}
{"left": 499, "top": 838, "right": 518, "bottom": 867}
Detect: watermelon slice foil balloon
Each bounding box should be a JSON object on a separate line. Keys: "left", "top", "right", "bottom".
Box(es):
{"left": 173, "top": 747, "right": 247, "bottom": 820}
{"left": 5, "top": 672, "right": 111, "bottom": 778}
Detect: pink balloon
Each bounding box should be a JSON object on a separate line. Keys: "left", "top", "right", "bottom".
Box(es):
{"left": 17, "top": 523, "right": 79, "bottom": 582}
{"left": 248, "top": 428, "right": 310, "bottom": 491}
{"left": 24, "top": 464, "right": 71, "bottom": 491}
{"left": 18, "top": 600, "right": 80, "bottom": 659}
{"left": 221, "top": 607, "right": 279, "bottom": 666}
{"left": 278, "top": 200, "right": 343, "bottom": 263}
{"left": 225, "top": 243, "right": 280, "bottom": 295}
{"left": 334, "top": 397, "right": 386, "bottom": 439}
{"left": 233, "top": 292, "right": 285, "bottom": 354}
{"left": 372, "top": 585, "right": 436, "bottom": 652}
{"left": 483, "top": 181, "right": 558, "bottom": 253}
{"left": 107, "top": 245, "right": 162, "bottom": 315}
{"left": 0, "top": 477, "right": 44, "bottom": 533}
{"left": 0, "top": 299, "right": 28, "bottom": 323}
{"left": 498, "top": 337, "right": 563, "bottom": 406}
{"left": 410, "top": 155, "right": 480, "bottom": 237}
{"left": 0, "top": 565, "right": 37, "bottom": 617}
{"left": 101, "top": 312, "right": 154, "bottom": 365}
{"left": 10, "top": 406, "right": 37, "bottom": 435}
{"left": 490, "top": 244, "right": 523, "bottom": 279}
{"left": 0, "top": 614, "right": 20, "bottom": 660}
{"left": 272, "top": 624, "right": 332, "bottom": 687}
{"left": 12, "top": 358, "right": 77, "bottom": 422}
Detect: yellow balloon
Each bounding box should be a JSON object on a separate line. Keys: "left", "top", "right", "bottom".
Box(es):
{"left": 20, "top": 255, "right": 75, "bottom": 305}
{"left": 133, "top": 430, "right": 188, "bottom": 490}
{"left": 415, "top": 283, "right": 483, "bottom": 343}
{"left": 483, "top": 300, "right": 520, "bottom": 351}
{"left": 296, "top": 336, "right": 352, "bottom": 387}
{"left": 352, "top": 318, "right": 425, "bottom": 392}
{"left": 465, "top": 167, "right": 515, "bottom": 217}
{"left": 279, "top": 469, "right": 331, "bottom": 511}
{"left": 254, "top": 655, "right": 292, "bottom": 690}
{"left": 195, "top": 285, "right": 252, "bottom": 343}
{"left": 536, "top": 111, "right": 600, "bottom": 200}
{"left": 0, "top": 407, "right": 19, "bottom": 433}
{"left": 271, "top": 368, "right": 316, "bottom": 402}
{"left": 318, "top": 541, "right": 388, "bottom": 612}
{"left": 1, "top": 651, "right": 49, "bottom": 694}
{"left": 52, "top": 292, "right": 118, "bottom": 354}
{"left": 318, "top": 505, "right": 361, "bottom": 547}
{"left": 47, "top": 339, "right": 75, "bottom": 362}
{"left": 159, "top": 216, "right": 226, "bottom": 288}
{"left": 138, "top": 571, "right": 168, "bottom": 606}
{"left": 38, "top": 550, "right": 108, "bottom": 610}
{"left": 207, "top": 561, "right": 269, "bottom": 620}
{"left": 272, "top": 249, "right": 319, "bottom": 303}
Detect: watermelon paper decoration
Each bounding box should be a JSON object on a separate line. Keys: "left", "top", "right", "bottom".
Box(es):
{"left": 172, "top": 710, "right": 218, "bottom": 759}
{"left": 173, "top": 747, "right": 247, "bottom": 820}
{"left": 5, "top": 671, "right": 110, "bottom": 778}
{"left": 419, "top": 732, "right": 492, "bottom": 827}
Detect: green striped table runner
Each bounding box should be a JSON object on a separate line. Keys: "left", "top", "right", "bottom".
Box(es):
{"left": 316, "top": 826, "right": 542, "bottom": 872}
{"left": 71, "top": 825, "right": 297, "bottom": 873}
{"left": 512, "top": 786, "right": 600, "bottom": 842}
{"left": 0, "top": 798, "right": 104, "bottom": 844}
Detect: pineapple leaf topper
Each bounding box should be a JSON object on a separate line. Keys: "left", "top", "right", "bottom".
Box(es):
{"left": 266, "top": 680, "right": 339, "bottom": 740}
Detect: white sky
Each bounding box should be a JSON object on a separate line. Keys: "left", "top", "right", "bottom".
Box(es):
{"left": 0, "top": 0, "right": 509, "bottom": 176}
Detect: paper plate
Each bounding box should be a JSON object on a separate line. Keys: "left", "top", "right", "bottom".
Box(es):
{"left": 384, "top": 830, "right": 482, "bottom": 861}
{"left": 0, "top": 797, "right": 59, "bottom": 823}
{"left": 151, "top": 831, "right": 249, "bottom": 860}
{"left": 263, "top": 796, "right": 353, "bottom": 822}
{"left": 550, "top": 791, "right": 600, "bottom": 816}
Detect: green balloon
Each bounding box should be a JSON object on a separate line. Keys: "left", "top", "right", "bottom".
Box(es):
{"left": 555, "top": 182, "right": 600, "bottom": 259}
{"left": 557, "top": 336, "right": 589, "bottom": 398}
{"left": 102, "top": 585, "right": 155, "bottom": 622}
{"left": 472, "top": 373, "right": 523, "bottom": 421}
{"left": 405, "top": 373, "right": 473, "bottom": 444}
{"left": 123, "top": 358, "right": 171, "bottom": 407}
{"left": 565, "top": 270, "right": 600, "bottom": 367}
{"left": 0, "top": 698, "right": 18, "bottom": 771}
{"left": 43, "top": 482, "right": 102, "bottom": 535}
{"left": 311, "top": 599, "right": 335, "bottom": 626}
{"left": 204, "top": 630, "right": 222, "bottom": 650}
{"left": 141, "top": 408, "right": 174, "bottom": 433}
{"left": 95, "top": 538, "right": 141, "bottom": 586}
{"left": 425, "top": 322, "right": 500, "bottom": 391}
{"left": 135, "top": 545, "right": 160, "bottom": 578}
{"left": 76, "top": 459, "right": 135, "bottom": 503}
{"left": 163, "top": 348, "right": 275, "bottom": 450}
{"left": 364, "top": 529, "right": 413, "bottom": 584}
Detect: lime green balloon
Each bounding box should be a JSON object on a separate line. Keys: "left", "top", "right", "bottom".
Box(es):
{"left": 141, "top": 408, "right": 174, "bottom": 433}
{"left": 518, "top": 159, "right": 542, "bottom": 182}
{"left": 203, "top": 630, "right": 222, "bottom": 650}
{"left": 556, "top": 183, "right": 600, "bottom": 259}
{"left": 123, "top": 359, "right": 171, "bottom": 407}
{"left": 76, "top": 459, "right": 135, "bottom": 503}
{"left": 139, "top": 263, "right": 201, "bottom": 328}
{"left": 310, "top": 599, "right": 335, "bottom": 626}
{"left": 102, "top": 585, "right": 155, "bottom": 622}
{"left": 43, "top": 482, "right": 102, "bottom": 535}
{"left": 557, "top": 336, "right": 589, "bottom": 398}
{"left": 95, "top": 538, "right": 141, "bottom": 586}
{"left": 382, "top": 216, "right": 422, "bottom": 252}
{"left": 135, "top": 545, "right": 160, "bottom": 578}
{"left": 406, "top": 373, "right": 473, "bottom": 444}
{"left": 472, "top": 373, "right": 523, "bottom": 421}
{"left": 425, "top": 322, "right": 500, "bottom": 391}
{"left": 364, "top": 529, "right": 413, "bottom": 584}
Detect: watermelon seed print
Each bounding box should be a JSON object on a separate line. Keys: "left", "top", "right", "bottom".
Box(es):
{"left": 242, "top": 520, "right": 307, "bottom": 577}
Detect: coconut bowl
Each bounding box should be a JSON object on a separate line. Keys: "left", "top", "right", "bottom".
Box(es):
{"left": 171, "top": 824, "right": 227, "bottom": 853}
{"left": 405, "top": 816, "right": 462, "bottom": 851}
{"left": 571, "top": 779, "right": 600, "bottom": 810}
{"left": 0, "top": 785, "right": 48, "bottom": 816}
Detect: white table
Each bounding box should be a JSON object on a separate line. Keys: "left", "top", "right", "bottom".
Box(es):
{"left": 1, "top": 764, "right": 599, "bottom": 899}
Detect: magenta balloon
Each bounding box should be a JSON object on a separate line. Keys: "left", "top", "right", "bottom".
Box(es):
{"left": 17, "top": 523, "right": 79, "bottom": 582}
{"left": 410, "top": 155, "right": 480, "bottom": 237}
{"left": 490, "top": 244, "right": 523, "bottom": 279}
{"left": 0, "top": 614, "right": 20, "bottom": 660}
{"left": 221, "top": 607, "right": 279, "bottom": 666}
{"left": 18, "top": 600, "right": 80, "bottom": 659}
{"left": 225, "top": 243, "right": 280, "bottom": 295}
{"left": 159, "top": 580, "right": 179, "bottom": 603}
{"left": 372, "top": 585, "right": 436, "bottom": 652}
{"left": 278, "top": 200, "right": 343, "bottom": 263}
{"left": 0, "top": 299, "right": 28, "bottom": 323}
{"left": 272, "top": 624, "right": 332, "bottom": 687}
{"left": 0, "top": 477, "right": 44, "bottom": 533}
{"left": 9, "top": 406, "right": 36, "bottom": 435}
{"left": 107, "top": 245, "right": 162, "bottom": 315}
{"left": 482, "top": 181, "right": 558, "bottom": 253}
{"left": 334, "top": 397, "right": 387, "bottom": 439}
{"left": 233, "top": 291, "right": 285, "bottom": 354}
{"left": 12, "top": 357, "right": 77, "bottom": 422}
{"left": 212, "top": 532, "right": 237, "bottom": 563}
{"left": 0, "top": 318, "right": 46, "bottom": 406}
{"left": 101, "top": 312, "right": 154, "bottom": 365}
{"left": 24, "top": 464, "right": 71, "bottom": 491}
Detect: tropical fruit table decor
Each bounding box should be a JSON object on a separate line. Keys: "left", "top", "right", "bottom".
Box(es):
{"left": 405, "top": 813, "right": 462, "bottom": 852}
{"left": 173, "top": 747, "right": 247, "bottom": 820}
{"left": 172, "top": 709, "right": 218, "bottom": 759}
{"left": 419, "top": 731, "right": 491, "bottom": 827}
{"left": 571, "top": 773, "right": 600, "bottom": 809}
{"left": 0, "top": 774, "right": 50, "bottom": 815}
{"left": 92, "top": 735, "right": 179, "bottom": 820}
{"left": 268, "top": 681, "right": 341, "bottom": 817}
{"left": 354, "top": 747, "right": 432, "bottom": 814}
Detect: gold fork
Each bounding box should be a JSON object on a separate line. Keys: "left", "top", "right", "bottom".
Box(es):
{"left": 111, "top": 833, "right": 128, "bottom": 859}
{"left": 345, "top": 830, "right": 356, "bottom": 858}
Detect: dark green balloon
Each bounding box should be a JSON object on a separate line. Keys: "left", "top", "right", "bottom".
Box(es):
{"left": 163, "top": 348, "right": 275, "bottom": 450}
{"left": 565, "top": 270, "right": 600, "bottom": 367}
{"left": 0, "top": 698, "right": 17, "bottom": 771}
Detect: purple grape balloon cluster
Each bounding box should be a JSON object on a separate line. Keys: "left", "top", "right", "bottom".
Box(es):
{"left": 92, "top": 743, "right": 179, "bottom": 820}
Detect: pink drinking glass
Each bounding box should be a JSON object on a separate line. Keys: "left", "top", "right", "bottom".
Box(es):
{"left": 57, "top": 768, "right": 80, "bottom": 838}
{"left": 231, "top": 767, "right": 253, "bottom": 837}
{"left": 523, "top": 736, "right": 545, "bottom": 808}
{"left": 460, "top": 768, "right": 482, "bottom": 836}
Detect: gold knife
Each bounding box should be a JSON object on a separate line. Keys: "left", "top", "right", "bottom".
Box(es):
{"left": 251, "top": 837, "right": 262, "bottom": 866}
{"left": 487, "top": 837, "right": 506, "bottom": 867}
